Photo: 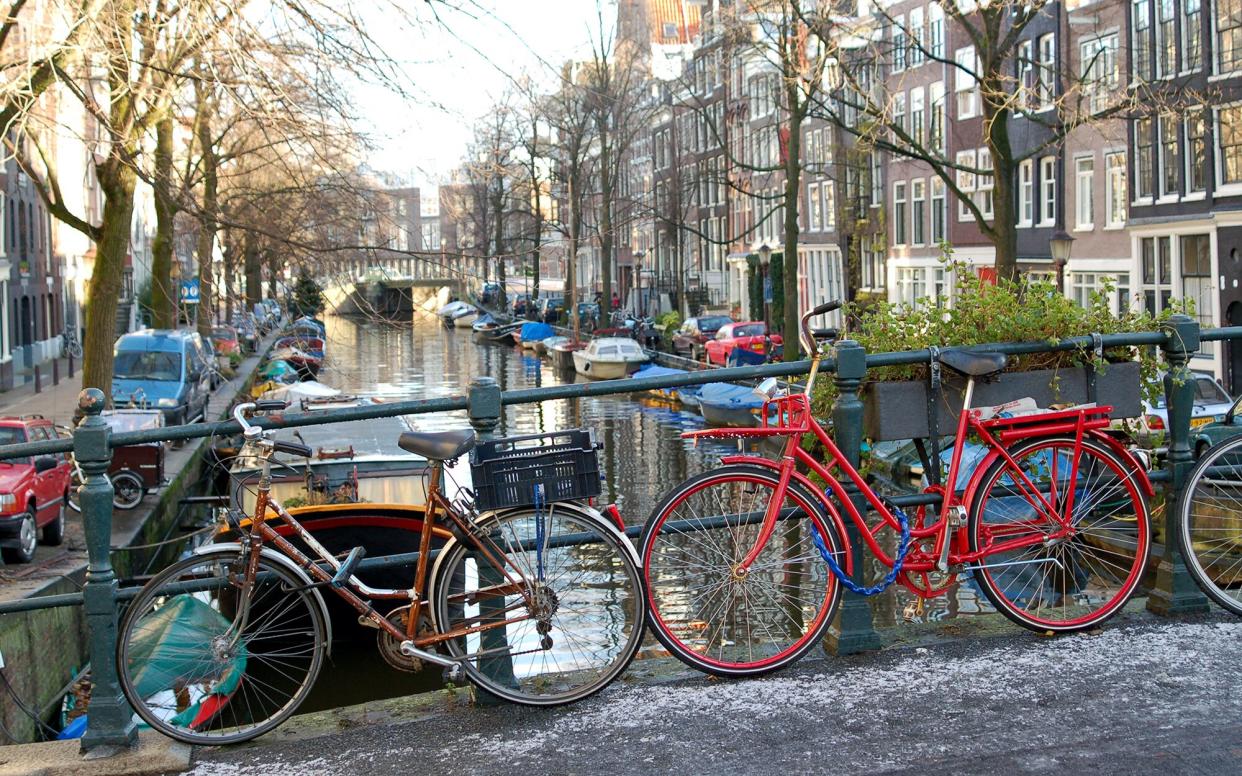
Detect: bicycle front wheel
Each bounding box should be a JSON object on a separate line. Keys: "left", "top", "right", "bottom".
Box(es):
{"left": 968, "top": 436, "right": 1150, "bottom": 632}
{"left": 118, "top": 548, "right": 327, "bottom": 745}
{"left": 640, "top": 465, "right": 843, "bottom": 677}
{"left": 432, "top": 505, "right": 645, "bottom": 706}
{"left": 1179, "top": 434, "right": 1242, "bottom": 616}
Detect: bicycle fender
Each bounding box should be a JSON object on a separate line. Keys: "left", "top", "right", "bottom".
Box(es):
{"left": 194, "top": 542, "right": 334, "bottom": 657}
{"left": 1088, "top": 430, "right": 1156, "bottom": 497}
{"left": 718, "top": 456, "right": 853, "bottom": 575}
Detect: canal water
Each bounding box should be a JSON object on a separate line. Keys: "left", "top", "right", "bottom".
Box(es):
{"left": 294, "top": 313, "right": 992, "bottom": 710}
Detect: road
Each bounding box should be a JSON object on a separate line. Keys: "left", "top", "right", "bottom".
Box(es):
{"left": 182, "top": 612, "right": 1242, "bottom": 775}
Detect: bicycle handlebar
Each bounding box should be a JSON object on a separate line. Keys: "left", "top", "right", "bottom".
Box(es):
{"left": 799, "top": 299, "right": 842, "bottom": 355}
{"left": 273, "top": 440, "right": 312, "bottom": 458}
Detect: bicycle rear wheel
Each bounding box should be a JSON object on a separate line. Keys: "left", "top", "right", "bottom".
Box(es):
{"left": 968, "top": 436, "right": 1150, "bottom": 632}
{"left": 118, "top": 548, "right": 327, "bottom": 745}
{"left": 640, "top": 465, "right": 843, "bottom": 677}
{"left": 1179, "top": 434, "right": 1242, "bottom": 616}
{"left": 432, "top": 505, "right": 645, "bottom": 705}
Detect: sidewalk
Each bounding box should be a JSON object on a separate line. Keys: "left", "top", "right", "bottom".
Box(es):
{"left": 0, "top": 357, "right": 84, "bottom": 427}
{"left": 185, "top": 608, "right": 1242, "bottom": 776}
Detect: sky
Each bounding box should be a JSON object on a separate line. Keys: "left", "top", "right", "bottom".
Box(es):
{"left": 359, "top": 1, "right": 612, "bottom": 194}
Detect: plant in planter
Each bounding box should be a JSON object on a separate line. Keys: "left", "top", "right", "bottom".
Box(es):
{"left": 810, "top": 261, "right": 1186, "bottom": 441}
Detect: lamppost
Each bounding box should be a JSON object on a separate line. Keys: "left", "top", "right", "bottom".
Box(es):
{"left": 758, "top": 242, "right": 772, "bottom": 359}
{"left": 1050, "top": 228, "right": 1075, "bottom": 296}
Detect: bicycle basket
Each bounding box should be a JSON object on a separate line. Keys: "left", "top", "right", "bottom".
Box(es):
{"left": 470, "top": 428, "right": 602, "bottom": 511}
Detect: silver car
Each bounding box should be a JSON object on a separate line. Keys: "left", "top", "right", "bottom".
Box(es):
{"left": 1133, "top": 370, "right": 1232, "bottom": 450}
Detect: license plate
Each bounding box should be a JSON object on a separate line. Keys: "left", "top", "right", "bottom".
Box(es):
{"left": 752, "top": 344, "right": 764, "bottom": 351}
{"left": 1191, "top": 417, "right": 1214, "bottom": 429}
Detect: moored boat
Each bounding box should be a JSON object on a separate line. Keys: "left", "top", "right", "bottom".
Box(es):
{"left": 630, "top": 364, "right": 688, "bottom": 402}
{"left": 697, "top": 382, "right": 770, "bottom": 427}
{"left": 518, "top": 322, "right": 555, "bottom": 351}
{"left": 269, "top": 346, "right": 322, "bottom": 379}
{"left": 534, "top": 335, "right": 569, "bottom": 356}
{"left": 573, "top": 337, "right": 649, "bottom": 380}
{"left": 549, "top": 338, "right": 585, "bottom": 370}
{"left": 452, "top": 306, "right": 479, "bottom": 328}
{"left": 274, "top": 336, "right": 325, "bottom": 360}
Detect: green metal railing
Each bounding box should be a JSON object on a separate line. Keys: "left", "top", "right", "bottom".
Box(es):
{"left": 0, "top": 313, "right": 1230, "bottom": 755}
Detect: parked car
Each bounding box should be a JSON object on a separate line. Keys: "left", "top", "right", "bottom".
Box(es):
{"left": 211, "top": 325, "right": 241, "bottom": 359}
{"left": 253, "top": 303, "right": 275, "bottom": 334}
{"left": 0, "top": 415, "right": 72, "bottom": 563}
{"left": 510, "top": 293, "right": 533, "bottom": 318}
{"left": 234, "top": 315, "right": 260, "bottom": 352}
{"left": 480, "top": 282, "right": 502, "bottom": 305}
{"left": 672, "top": 315, "right": 733, "bottom": 360}
{"left": 576, "top": 302, "right": 600, "bottom": 331}
{"left": 1189, "top": 389, "right": 1242, "bottom": 457}
{"left": 538, "top": 296, "right": 565, "bottom": 324}
{"left": 111, "top": 329, "right": 215, "bottom": 427}
{"left": 262, "top": 298, "right": 284, "bottom": 325}
{"left": 704, "top": 321, "right": 782, "bottom": 366}
{"left": 1131, "top": 370, "right": 1232, "bottom": 452}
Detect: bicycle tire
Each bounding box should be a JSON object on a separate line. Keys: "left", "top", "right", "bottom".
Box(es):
{"left": 431, "top": 505, "right": 645, "bottom": 706}
{"left": 1178, "top": 434, "right": 1242, "bottom": 617}
{"left": 967, "top": 435, "right": 1150, "bottom": 632}
{"left": 118, "top": 548, "right": 327, "bottom": 745}
{"left": 639, "top": 465, "right": 845, "bottom": 677}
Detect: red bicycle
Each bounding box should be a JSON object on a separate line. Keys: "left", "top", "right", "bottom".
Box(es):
{"left": 640, "top": 301, "right": 1153, "bottom": 677}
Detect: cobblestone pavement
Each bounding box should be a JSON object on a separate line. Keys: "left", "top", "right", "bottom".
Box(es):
{"left": 183, "top": 610, "right": 1242, "bottom": 776}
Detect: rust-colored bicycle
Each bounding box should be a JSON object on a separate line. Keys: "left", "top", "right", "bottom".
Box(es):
{"left": 117, "top": 402, "right": 644, "bottom": 744}
{"left": 641, "top": 301, "right": 1153, "bottom": 677}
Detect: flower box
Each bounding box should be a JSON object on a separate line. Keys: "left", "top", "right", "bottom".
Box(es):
{"left": 861, "top": 360, "right": 1142, "bottom": 442}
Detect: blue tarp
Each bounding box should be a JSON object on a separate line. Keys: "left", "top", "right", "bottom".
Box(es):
{"left": 519, "top": 322, "right": 555, "bottom": 342}
{"left": 632, "top": 365, "right": 687, "bottom": 379}
{"left": 698, "top": 382, "right": 763, "bottom": 410}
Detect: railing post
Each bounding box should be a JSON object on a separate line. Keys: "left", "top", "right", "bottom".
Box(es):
{"left": 1148, "top": 314, "right": 1211, "bottom": 615}
{"left": 466, "top": 376, "right": 516, "bottom": 703}
{"left": 75, "top": 388, "right": 138, "bottom": 754}
{"left": 825, "top": 339, "right": 882, "bottom": 655}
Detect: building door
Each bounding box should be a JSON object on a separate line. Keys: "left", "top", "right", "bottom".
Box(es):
{"left": 1229, "top": 302, "right": 1242, "bottom": 395}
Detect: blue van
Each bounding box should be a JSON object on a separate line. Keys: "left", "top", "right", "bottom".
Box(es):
{"left": 111, "top": 330, "right": 214, "bottom": 426}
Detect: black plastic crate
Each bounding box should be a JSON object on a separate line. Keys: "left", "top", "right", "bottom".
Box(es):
{"left": 470, "top": 429, "right": 601, "bottom": 511}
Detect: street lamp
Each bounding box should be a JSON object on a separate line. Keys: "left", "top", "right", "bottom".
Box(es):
{"left": 758, "top": 242, "right": 773, "bottom": 360}
{"left": 633, "top": 250, "right": 645, "bottom": 318}
{"left": 1050, "top": 228, "right": 1075, "bottom": 295}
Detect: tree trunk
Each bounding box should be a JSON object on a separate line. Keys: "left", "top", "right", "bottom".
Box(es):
{"left": 782, "top": 109, "right": 803, "bottom": 360}
{"left": 491, "top": 188, "right": 507, "bottom": 308}
{"left": 990, "top": 154, "right": 1019, "bottom": 284}
{"left": 568, "top": 172, "right": 580, "bottom": 339}
{"left": 196, "top": 94, "right": 218, "bottom": 338}
{"left": 598, "top": 130, "right": 613, "bottom": 317}
{"left": 83, "top": 162, "right": 137, "bottom": 399}
{"left": 222, "top": 235, "right": 235, "bottom": 321}
{"left": 244, "top": 241, "right": 262, "bottom": 306}
{"left": 151, "top": 112, "right": 176, "bottom": 329}
{"left": 267, "top": 250, "right": 280, "bottom": 300}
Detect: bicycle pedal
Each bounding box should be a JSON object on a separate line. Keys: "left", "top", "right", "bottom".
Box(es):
{"left": 442, "top": 664, "right": 465, "bottom": 685}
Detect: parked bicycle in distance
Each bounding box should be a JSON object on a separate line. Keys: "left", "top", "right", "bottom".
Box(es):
{"left": 116, "top": 401, "right": 645, "bottom": 744}
{"left": 641, "top": 300, "right": 1154, "bottom": 677}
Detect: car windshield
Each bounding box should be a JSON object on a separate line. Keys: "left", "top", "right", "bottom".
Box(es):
{"left": 213, "top": 328, "right": 234, "bottom": 340}
{"left": 700, "top": 316, "right": 731, "bottom": 332}
{"left": 1195, "top": 377, "right": 1230, "bottom": 404}
{"left": 114, "top": 351, "right": 182, "bottom": 381}
{"left": 733, "top": 324, "right": 764, "bottom": 337}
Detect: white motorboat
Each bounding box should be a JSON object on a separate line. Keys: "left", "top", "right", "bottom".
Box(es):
{"left": 572, "top": 337, "right": 649, "bottom": 380}
{"left": 452, "top": 307, "right": 479, "bottom": 327}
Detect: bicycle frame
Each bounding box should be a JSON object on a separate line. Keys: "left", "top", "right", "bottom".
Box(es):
{"left": 234, "top": 453, "right": 535, "bottom": 654}
{"left": 686, "top": 314, "right": 1155, "bottom": 595}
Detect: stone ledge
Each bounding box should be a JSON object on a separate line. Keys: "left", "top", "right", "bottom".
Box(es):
{"left": 0, "top": 732, "right": 189, "bottom": 776}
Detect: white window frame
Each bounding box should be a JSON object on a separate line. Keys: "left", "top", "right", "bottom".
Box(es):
{"left": 912, "top": 178, "right": 926, "bottom": 246}
{"left": 955, "top": 46, "right": 979, "bottom": 119}
{"left": 929, "top": 81, "right": 946, "bottom": 152}
{"left": 1037, "top": 33, "right": 1056, "bottom": 110}
{"left": 931, "top": 177, "right": 947, "bottom": 244}
{"left": 893, "top": 181, "right": 908, "bottom": 246}
{"left": 910, "top": 86, "right": 925, "bottom": 147}
{"left": 909, "top": 7, "right": 925, "bottom": 66}
{"left": 1018, "top": 159, "right": 1034, "bottom": 227}
{"left": 892, "top": 13, "right": 907, "bottom": 72}
{"left": 823, "top": 181, "right": 836, "bottom": 231}
{"left": 956, "top": 150, "right": 977, "bottom": 221}
{"left": 929, "top": 4, "right": 944, "bottom": 59}
{"left": 1216, "top": 103, "right": 1242, "bottom": 193}
{"left": 1039, "top": 156, "right": 1057, "bottom": 226}
{"left": 808, "top": 182, "right": 822, "bottom": 231}
{"left": 976, "top": 148, "right": 994, "bottom": 220}
{"left": 1105, "top": 151, "right": 1127, "bottom": 228}
{"left": 1075, "top": 156, "right": 1095, "bottom": 231}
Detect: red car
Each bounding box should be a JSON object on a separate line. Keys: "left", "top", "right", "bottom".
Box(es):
{"left": 704, "top": 321, "right": 782, "bottom": 366}
{"left": 0, "top": 415, "right": 73, "bottom": 563}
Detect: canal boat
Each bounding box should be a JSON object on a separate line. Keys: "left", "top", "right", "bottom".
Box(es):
{"left": 518, "top": 322, "right": 555, "bottom": 351}
{"left": 268, "top": 346, "right": 322, "bottom": 379}
{"left": 533, "top": 335, "right": 569, "bottom": 356}
{"left": 452, "top": 306, "right": 480, "bottom": 328}
{"left": 573, "top": 337, "right": 649, "bottom": 380}
{"left": 274, "top": 335, "right": 325, "bottom": 360}
{"left": 697, "top": 382, "right": 771, "bottom": 427}
{"left": 438, "top": 300, "right": 471, "bottom": 326}
{"left": 479, "top": 321, "right": 523, "bottom": 345}
{"left": 288, "top": 316, "right": 326, "bottom": 337}
{"left": 629, "top": 364, "right": 688, "bottom": 402}
{"left": 549, "top": 338, "right": 586, "bottom": 371}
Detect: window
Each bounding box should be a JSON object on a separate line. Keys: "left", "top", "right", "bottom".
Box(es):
{"left": 931, "top": 177, "right": 946, "bottom": 244}
{"left": 896, "top": 267, "right": 927, "bottom": 306}
{"left": 1185, "top": 0, "right": 1203, "bottom": 72}
{"left": 1106, "top": 152, "right": 1127, "bottom": 226}
{"left": 823, "top": 181, "right": 836, "bottom": 230}
{"left": 862, "top": 234, "right": 886, "bottom": 290}
{"left": 929, "top": 5, "right": 944, "bottom": 59}
{"left": 893, "top": 91, "right": 906, "bottom": 144}
{"left": 1159, "top": 113, "right": 1180, "bottom": 195}
{"left": 1156, "top": 0, "right": 1175, "bottom": 76}
{"left": 1219, "top": 104, "right": 1242, "bottom": 185}
{"left": 1037, "top": 34, "right": 1056, "bottom": 109}
{"left": 1019, "top": 159, "right": 1034, "bottom": 226}
{"left": 976, "top": 148, "right": 994, "bottom": 219}
{"left": 1076, "top": 157, "right": 1095, "bottom": 229}
{"left": 929, "top": 81, "right": 945, "bottom": 152}
{"left": 1018, "top": 40, "right": 1035, "bottom": 110}
{"left": 1040, "top": 156, "right": 1056, "bottom": 225}
{"left": 910, "top": 87, "right": 925, "bottom": 147}
{"left": 909, "top": 7, "right": 924, "bottom": 66}
{"left": 0, "top": 192, "right": 6, "bottom": 258}
{"left": 1140, "top": 236, "right": 1173, "bottom": 315}
{"left": 1181, "top": 234, "right": 1214, "bottom": 348}
{"left": 1220, "top": 0, "right": 1242, "bottom": 72}
{"left": 912, "top": 179, "right": 926, "bottom": 245}
{"left": 894, "top": 181, "right": 908, "bottom": 245}
{"left": 870, "top": 149, "right": 883, "bottom": 206}
{"left": 808, "top": 183, "right": 822, "bottom": 231}
{"left": 955, "top": 46, "right": 979, "bottom": 118}
{"left": 1071, "top": 272, "right": 1104, "bottom": 308}
{"left": 957, "top": 150, "right": 977, "bottom": 221}
{"left": 1133, "top": 0, "right": 1152, "bottom": 79}
{"left": 1080, "top": 34, "right": 1119, "bottom": 114}
{"left": 662, "top": 22, "right": 677, "bottom": 39}
{"left": 893, "top": 14, "right": 907, "bottom": 72}
{"left": 1187, "top": 114, "right": 1208, "bottom": 192}
{"left": 1136, "top": 117, "right": 1155, "bottom": 197}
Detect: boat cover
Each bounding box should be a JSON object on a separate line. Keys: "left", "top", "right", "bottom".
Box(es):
{"left": 261, "top": 380, "right": 342, "bottom": 403}
{"left": 632, "top": 365, "right": 686, "bottom": 380}
{"left": 519, "top": 322, "right": 555, "bottom": 341}
{"left": 697, "top": 382, "right": 763, "bottom": 410}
